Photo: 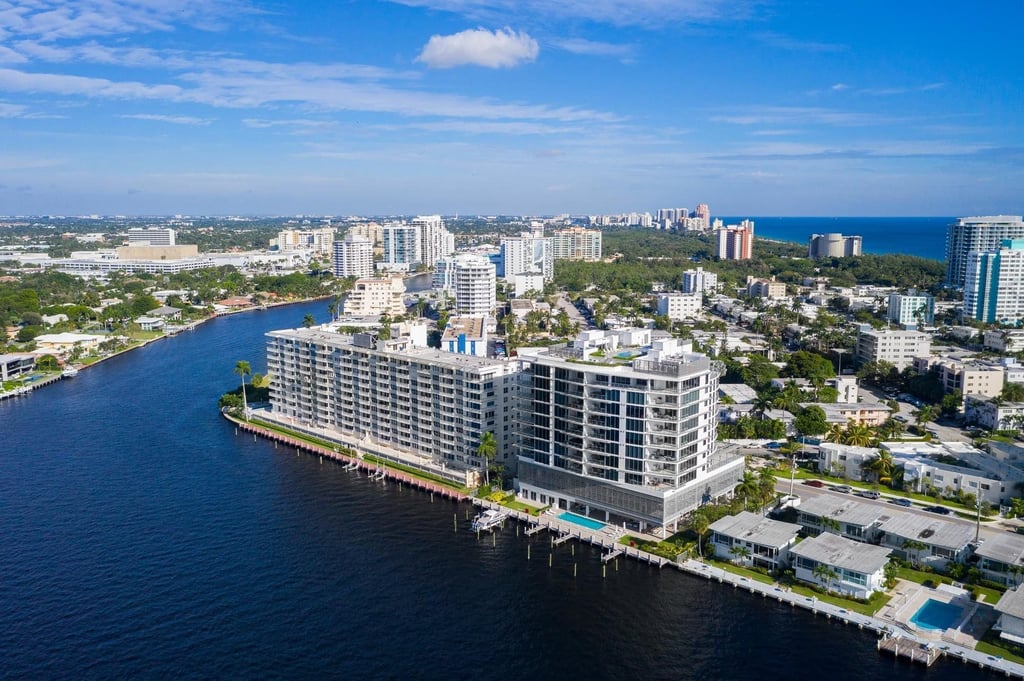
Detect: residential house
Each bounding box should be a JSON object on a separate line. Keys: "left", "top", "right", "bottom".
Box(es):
{"left": 994, "top": 587, "right": 1024, "bottom": 645}
{"left": 876, "top": 513, "right": 976, "bottom": 571}
{"left": 790, "top": 532, "right": 892, "bottom": 599}
{"left": 796, "top": 494, "right": 886, "bottom": 543}
{"left": 708, "top": 511, "right": 801, "bottom": 572}
{"left": 975, "top": 534, "right": 1024, "bottom": 588}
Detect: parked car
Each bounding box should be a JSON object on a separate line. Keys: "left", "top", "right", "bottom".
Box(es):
{"left": 831, "top": 485, "right": 852, "bottom": 494}
{"left": 802, "top": 480, "right": 825, "bottom": 488}
{"left": 889, "top": 498, "right": 913, "bottom": 507}
{"left": 765, "top": 441, "right": 784, "bottom": 450}
{"left": 924, "top": 505, "right": 952, "bottom": 515}
{"left": 857, "top": 490, "right": 881, "bottom": 500}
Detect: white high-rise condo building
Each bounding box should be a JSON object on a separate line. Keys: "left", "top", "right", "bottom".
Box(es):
{"left": 128, "top": 227, "right": 175, "bottom": 246}
{"left": 964, "top": 239, "right": 1024, "bottom": 324}
{"left": 381, "top": 223, "right": 421, "bottom": 271}
{"left": 946, "top": 216, "right": 1024, "bottom": 287}
{"left": 500, "top": 233, "right": 554, "bottom": 282}
{"left": 886, "top": 290, "right": 934, "bottom": 328}
{"left": 451, "top": 255, "right": 496, "bottom": 316}
{"left": 266, "top": 329, "right": 523, "bottom": 485}
{"left": 275, "top": 227, "right": 335, "bottom": 258}
{"left": 551, "top": 227, "right": 602, "bottom": 261}
{"left": 516, "top": 329, "right": 744, "bottom": 532}
{"left": 332, "top": 233, "right": 374, "bottom": 278}
{"left": 412, "top": 215, "right": 454, "bottom": 268}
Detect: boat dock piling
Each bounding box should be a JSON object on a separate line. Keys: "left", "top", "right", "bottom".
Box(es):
{"left": 877, "top": 636, "right": 941, "bottom": 666}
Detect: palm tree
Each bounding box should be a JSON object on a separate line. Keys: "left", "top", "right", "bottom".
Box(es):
{"left": 902, "top": 539, "right": 927, "bottom": 567}
{"left": 234, "top": 360, "right": 251, "bottom": 419}
{"left": 729, "top": 544, "right": 752, "bottom": 564}
{"left": 758, "top": 467, "right": 778, "bottom": 511}
{"left": 825, "top": 423, "right": 845, "bottom": 444}
{"left": 302, "top": 313, "right": 315, "bottom": 328}
{"left": 912, "top": 405, "right": 937, "bottom": 429}
{"left": 863, "top": 450, "right": 896, "bottom": 486}
{"left": 476, "top": 431, "right": 498, "bottom": 487}
{"left": 820, "top": 515, "right": 841, "bottom": 535}
{"left": 842, "top": 422, "right": 874, "bottom": 447}
{"left": 691, "top": 509, "right": 710, "bottom": 559}
{"left": 812, "top": 563, "right": 839, "bottom": 594}
{"left": 735, "top": 471, "right": 760, "bottom": 511}
{"left": 752, "top": 392, "right": 775, "bottom": 421}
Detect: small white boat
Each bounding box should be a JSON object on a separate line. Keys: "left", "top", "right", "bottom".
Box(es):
{"left": 470, "top": 509, "right": 508, "bottom": 532}
{"left": 61, "top": 367, "right": 79, "bottom": 378}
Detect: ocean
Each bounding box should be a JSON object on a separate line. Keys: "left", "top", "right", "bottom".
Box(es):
{"left": 720, "top": 217, "right": 952, "bottom": 262}
{"left": 0, "top": 301, "right": 997, "bottom": 679}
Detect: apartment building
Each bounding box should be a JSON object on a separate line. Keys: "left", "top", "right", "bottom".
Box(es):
{"left": 746, "top": 276, "right": 786, "bottom": 299}
{"left": 681, "top": 267, "right": 718, "bottom": 294}
{"left": 655, "top": 293, "right": 702, "bottom": 321}
{"left": 964, "top": 239, "right": 1024, "bottom": 324}
{"left": 714, "top": 220, "right": 754, "bottom": 260}
{"left": 887, "top": 290, "right": 935, "bottom": 327}
{"left": 855, "top": 326, "right": 931, "bottom": 371}
{"left": 516, "top": 330, "right": 744, "bottom": 532}
{"left": 342, "top": 277, "right": 407, "bottom": 316}
{"left": 332, "top": 233, "right": 374, "bottom": 278}
{"left": 946, "top": 216, "right": 1024, "bottom": 287}
{"left": 913, "top": 356, "right": 1004, "bottom": 400}
{"left": 550, "top": 227, "right": 602, "bottom": 261}
{"left": 808, "top": 233, "right": 863, "bottom": 258}
{"left": 266, "top": 329, "right": 523, "bottom": 479}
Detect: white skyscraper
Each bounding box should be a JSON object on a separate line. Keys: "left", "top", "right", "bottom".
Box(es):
{"left": 451, "top": 255, "right": 496, "bottom": 316}
{"left": 946, "top": 216, "right": 1024, "bottom": 287}
{"left": 964, "top": 239, "right": 1024, "bottom": 324}
{"left": 500, "top": 233, "right": 553, "bottom": 282}
{"left": 381, "top": 222, "right": 421, "bottom": 271}
{"left": 333, "top": 233, "right": 374, "bottom": 278}
{"left": 412, "top": 215, "right": 454, "bottom": 268}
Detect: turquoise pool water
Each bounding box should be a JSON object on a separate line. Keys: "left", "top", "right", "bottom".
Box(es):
{"left": 559, "top": 512, "right": 606, "bottom": 530}
{"left": 910, "top": 599, "right": 961, "bottom": 631}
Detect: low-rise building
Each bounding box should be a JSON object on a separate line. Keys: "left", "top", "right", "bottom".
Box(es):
{"left": 799, "top": 401, "right": 891, "bottom": 426}
{"left": 994, "top": 587, "right": 1024, "bottom": 645}
{"left": 975, "top": 533, "right": 1024, "bottom": 588}
{"left": 134, "top": 316, "right": 165, "bottom": 331}
{"left": 876, "top": 513, "right": 975, "bottom": 571}
{"left": 796, "top": 494, "right": 885, "bottom": 543}
{"left": 913, "top": 356, "right": 1004, "bottom": 401}
{"left": 745, "top": 276, "right": 786, "bottom": 299}
{"left": 33, "top": 332, "right": 104, "bottom": 355}
{"left": 790, "top": 532, "right": 892, "bottom": 599}
{"left": 708, "top": 511, "right": 801, "bottom": 572}
{"left": 0, "top": 353, "right": 35, "bottom": 380}
{"left": 655, "top": 293, "right": 702, "bottom": 321}
{"left": 681, "top": 267, "right": 718, "bottom": 294}
{"left": 886, "top": 290, "right": 935, "bottom": 328}
{"left": 343, "top": 277, "right": 407, "bottom": 317}
{"left": 965, "top": 396, "right": 1024, "bottom": 432}
{"left": 441, "top": 316, "right": 488, "bottom": 358}
{"left": 855, "top": 326, "right": 931, "bottom": 371}
{"left": 814, "top": 443, "right": 879, "bottom": 480}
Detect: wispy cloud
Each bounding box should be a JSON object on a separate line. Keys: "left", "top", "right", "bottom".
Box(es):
{"left": 416, "top": 27, "right": 538, "bottom": 69}
{"left": 550, "top": 37, "right": 633, "bottom": 59}
{"left": 389, "top": 0, "right": 751, "bottom": 29}
{"left": 753, "top": 31, "right": 845, "bottom": 53}
{"left": 711, "top": 106, "right": 890, "bottom": 127}
{"left": 120, "top": 113, "right": 213, "bottom": 125}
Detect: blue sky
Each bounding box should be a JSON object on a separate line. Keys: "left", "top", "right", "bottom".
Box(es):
{"left": 0, "top": 0, "right": 1021, "bottom": 217}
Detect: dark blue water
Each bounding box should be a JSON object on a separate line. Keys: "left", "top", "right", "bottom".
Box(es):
{"left": 721, "top": 217, "right": 951, "bottom": 261}
{"left": 0, "top": 301, "right": 997, "bottom": 679}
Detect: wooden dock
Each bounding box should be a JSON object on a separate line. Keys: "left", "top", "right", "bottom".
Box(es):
{"left": 877, "top": 636, "right": 941, "bottom": 666}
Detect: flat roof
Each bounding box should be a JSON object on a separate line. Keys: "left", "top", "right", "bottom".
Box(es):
{"left": 996, "top": 587, "right": 1024, "bottom": 620}
{"left": 877, "top": 513, "right": 974, "bottom": 551}
{"left": 708, "top": 511, "right": 801, "bottom": 549}
{"left": 718, "top": 384, "right": 758, "bottom": 404}
{"left": 267, "top": 327, "right": 516, "bottom": 373}
{"left": 976, "top": 533, "right": 1024, "bottom": 567}
{"left": 791, "top": 532, "right": 892, "bottom": 574}
{"left": 799, "top": 494, "right": 890, "bottom": 528}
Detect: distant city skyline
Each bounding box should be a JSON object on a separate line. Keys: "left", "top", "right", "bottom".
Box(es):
{"left": 1, "top": 1, "right": 1022, "bottom": 216}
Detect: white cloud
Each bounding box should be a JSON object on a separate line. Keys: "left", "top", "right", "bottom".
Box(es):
{"left": 416, "top": 27, "right": 538, "bottom": 69}
{"left": 120, "top": 113, "right": 212, "bottom": 125}
{"left": 0, "top": 102, "right": 28, "bottom": 117}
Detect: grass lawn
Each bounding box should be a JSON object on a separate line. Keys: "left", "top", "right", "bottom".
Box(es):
{"left": 618, "top": 535, "right": 690, "bottom": 561}
{"left": 704, "top": 557, "right": 776, "bottom": 585}
{"left": 976, "top": 628, "right": 1024, "bottom": 665}
{"left": 783, "top": 581, "right": 890, "bottom": 616}
{"left": 500, "top": 498, "right": 544, "bottom": 516}
{"left": 896, "top": 566, "right": 1004, "bottom": 603}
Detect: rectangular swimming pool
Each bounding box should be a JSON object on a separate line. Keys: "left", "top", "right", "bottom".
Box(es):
{"left": 558, "top": 511, "right": 606, "bottom": 530}
{"left": 910, "top": 598, "right": 961, "bottom": 631}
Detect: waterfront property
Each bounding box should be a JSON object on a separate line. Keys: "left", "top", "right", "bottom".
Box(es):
{"left": 876, "top": 513, "right": 975, "bottom": 571}
{"left": 994, "top": 587, "right": 1024, "bottom": 645}
{"left": 797, "top": 494, "right": 886, "bottom": 543}
{"left": 790, "top": 532, "right": 892, "bottom": 599}
{"left": 516, "top": 328, "right": 744, "bottom": 534}
{"left": 708, "top": 511, "right": 801, "bottom": 571}
{"left": 975, "top": 533, "right": 1024, "bottom": 588}
{"left": 265, "top": 327, "right": 523, "bottom": 485}
{"left": 0, "top": 353, "right": 35, "bottom": 381}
